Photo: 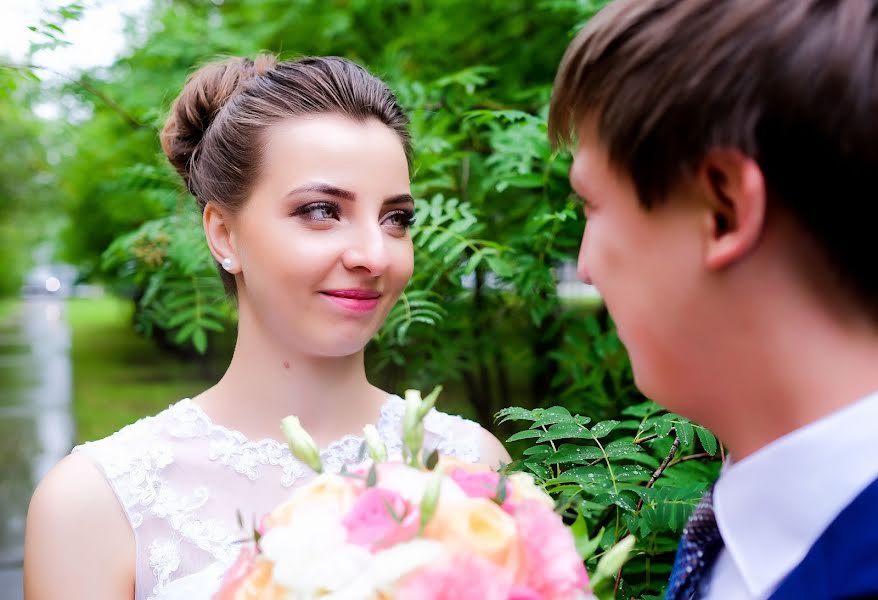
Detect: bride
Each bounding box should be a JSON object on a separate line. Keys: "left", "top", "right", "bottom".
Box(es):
{"left": 24, "top": 54, "right": 509, "bottom": 600}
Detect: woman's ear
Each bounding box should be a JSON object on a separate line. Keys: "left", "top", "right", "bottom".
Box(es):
{"left": 697, "top": 149, "right": 768, "bottom": 270}
{"left": 203, "top": 202, "right": 240, "bottom": 273}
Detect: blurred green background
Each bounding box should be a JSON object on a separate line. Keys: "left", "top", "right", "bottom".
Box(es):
{"left": 1, "top": 2, "right": 721, "bottom": 597}
{"left": 3, "top": 0, "right": 628, "bottom": 441}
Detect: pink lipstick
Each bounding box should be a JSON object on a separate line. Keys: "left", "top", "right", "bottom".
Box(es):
{"left": 320, "top": 289, "right": 382, "bottom": 313}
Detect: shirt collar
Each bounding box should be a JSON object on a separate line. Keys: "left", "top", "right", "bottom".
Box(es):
{"left": 713, "top": 390, "right": 878, "bottom": 598}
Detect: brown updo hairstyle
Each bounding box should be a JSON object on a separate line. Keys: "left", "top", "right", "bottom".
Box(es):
{"left": 160, "top": 54, "right": 411, "bottom": 294}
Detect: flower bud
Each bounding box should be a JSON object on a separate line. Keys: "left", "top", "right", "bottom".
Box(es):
{"left": 363, "top": 424, "right": 387, "bottom": 463}
{"left": 403, "top": 390, "right": 426, "bottom": 465}
{"left": 419, "top": 465, "right": 445, "bottom": 529}
{"left": 594, "top": 534, "right": 635, "bottom": 582}
{"left": 281, "top": 416, "right": 323, "bottom": 473}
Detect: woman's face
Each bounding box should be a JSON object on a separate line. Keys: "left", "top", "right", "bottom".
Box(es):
{"left": 229, "top": 114, "right": 414, "bottom": 357}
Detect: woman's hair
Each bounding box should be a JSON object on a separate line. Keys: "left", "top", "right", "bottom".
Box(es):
{"left": 161, "top": 54, "right": 411, "bottom": 293}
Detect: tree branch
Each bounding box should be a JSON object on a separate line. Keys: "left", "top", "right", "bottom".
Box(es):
{"left": 635, "top": 435, "right": 681, "bottom": 513}
{"left": 3, "top": 62, "right": 148, "bottom": 130}
{"left": 667, "top": 452, "right": 712, "bottom": 469}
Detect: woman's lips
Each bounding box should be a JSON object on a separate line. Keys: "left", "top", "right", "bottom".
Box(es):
{"left": 320, "top": 289, "right": 382, "bottom": 313}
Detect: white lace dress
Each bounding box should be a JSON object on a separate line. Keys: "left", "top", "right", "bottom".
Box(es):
{"left": 72, "top": 395, "right": 482, "bottom": 600}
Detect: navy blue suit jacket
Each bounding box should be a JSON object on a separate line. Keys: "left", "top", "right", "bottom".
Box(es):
{"left": 769, "top": 477, "right": 878, "bottom": 599}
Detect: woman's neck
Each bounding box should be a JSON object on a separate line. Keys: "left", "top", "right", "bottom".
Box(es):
{"left": 193, "top": 308, "right": 389, "bottom": 447}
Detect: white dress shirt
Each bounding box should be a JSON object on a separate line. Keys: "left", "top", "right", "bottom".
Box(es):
{"left": 701, "top": 390, "right": 878, "bottom": 599}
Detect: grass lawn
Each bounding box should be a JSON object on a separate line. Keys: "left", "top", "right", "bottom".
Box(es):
{"left": 0, "top": 297, "right": 20, "bottom": 324}
{"left": 67, "top": 296, "right": 224, "bottom": 443}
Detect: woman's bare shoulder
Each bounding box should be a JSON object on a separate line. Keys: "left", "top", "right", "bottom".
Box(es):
{"left": 24, "top": 452, "right": 134, "bottom": 599}
{"left": 477, "top": 426, "right": 513, "bottom": 471}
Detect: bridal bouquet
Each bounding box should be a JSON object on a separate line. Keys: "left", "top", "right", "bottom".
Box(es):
{"left": 215, "top": 389, "right": 631, "bottom": 600}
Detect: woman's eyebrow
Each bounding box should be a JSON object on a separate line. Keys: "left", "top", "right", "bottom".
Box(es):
{"left": 384, "top": 194, "right": 415, "bottom": 206}
{"left": 284, "top": 184, "right": 413, "bottom": 206}
{"left": 284, "top": 182, "right": 355, "bottom": 201}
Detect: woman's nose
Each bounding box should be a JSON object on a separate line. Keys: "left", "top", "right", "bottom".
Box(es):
{"left": 341, "top": 225, "right": 390, "bottom": 276}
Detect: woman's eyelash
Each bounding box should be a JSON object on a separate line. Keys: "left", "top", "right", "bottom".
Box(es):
{"left": 292, "top": 201, "right": 340, "bottom": 220}
{"left": 387, "top": 209, "right": 416, "bottom": 227}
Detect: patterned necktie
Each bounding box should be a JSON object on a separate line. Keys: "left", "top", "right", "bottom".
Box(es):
{"left": 665, "top": 485, "right": 724, "bottom": 600}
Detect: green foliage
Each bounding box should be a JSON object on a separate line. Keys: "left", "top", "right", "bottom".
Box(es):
{"left": 10, "top": 0, "right": 728, "bottom": 593}
{"left": 0, "top": 67, "right": 58, "bottom": 295}
{"left": 499, "top": 401, "right": 722, "bottom": 598}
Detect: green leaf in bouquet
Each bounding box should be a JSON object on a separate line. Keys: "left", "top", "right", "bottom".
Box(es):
{"left": 571, "top": 516, "right": 603, "bottom": 561}
{"left": 420, "top": 467, "right": 444, "bottom": 530}
{"left": 382, "top": 497, "right": 403, "bottom": 524}
{"left": 493, "top": 473, "right": 509, "bottom": 506}
{"left": 590, "top": 535, "right": 636, "bottom": 600}
{"left": 424, "top": 448, "right": 440, "bottom": 470}
{"left": 366, "top": 463, "right": 378, "bottom": 488}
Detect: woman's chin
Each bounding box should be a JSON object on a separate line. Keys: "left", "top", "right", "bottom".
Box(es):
{"left": 305, "top": 333, "right": 375, "bottom": 359}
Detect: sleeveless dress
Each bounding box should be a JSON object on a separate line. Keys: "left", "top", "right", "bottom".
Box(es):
{"left": 72, "top": 395, "right": 482, "bottom": 600}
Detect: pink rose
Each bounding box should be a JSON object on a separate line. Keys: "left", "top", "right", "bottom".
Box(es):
{"left": 396, "top": 553, "right": 512, "bottom": 600}
{"left": 214, "top": 544, "right": 257, "bottom": 599}
{"left": 514, "top": 500, "right": 589, "bottom": 599}
{"left": 342, "top": 487, "right": 420, "bottom": 551}
{"left": 508, "top": 585, "right": 544, "bottom": 600}
{"left": 448, "top": 468, "right": 509, "bottom": 501}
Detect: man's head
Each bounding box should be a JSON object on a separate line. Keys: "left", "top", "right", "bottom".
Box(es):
{"left": 549, "top": 0, "right": 878, "bottom": 422}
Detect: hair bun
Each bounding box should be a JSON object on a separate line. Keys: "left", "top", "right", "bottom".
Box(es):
{"left": 161, "top": 54, "right": 277, "bottom": 192}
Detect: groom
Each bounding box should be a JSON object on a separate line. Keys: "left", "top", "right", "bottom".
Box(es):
{"left": 548, "top": 0, "right": 878, "bottom": 598}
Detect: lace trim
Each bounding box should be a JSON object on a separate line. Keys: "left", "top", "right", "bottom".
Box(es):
{"left": 74, "top": 395, "right": 481, "bottom": 600}
{"left": 167, "top": 396, "right": 481, "bottom": 484}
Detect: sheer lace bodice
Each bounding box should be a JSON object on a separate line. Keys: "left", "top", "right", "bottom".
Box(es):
{"left": 72, "top": 395, "right": 482, "bottom": 599}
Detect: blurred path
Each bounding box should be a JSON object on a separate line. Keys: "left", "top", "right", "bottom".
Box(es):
{"left": 0, "top": 299, "right": 74, "bottom": 600}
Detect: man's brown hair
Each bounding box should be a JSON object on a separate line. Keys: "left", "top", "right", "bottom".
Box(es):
{"left": 549, "top": 0, "right": 878, "bottom": 319}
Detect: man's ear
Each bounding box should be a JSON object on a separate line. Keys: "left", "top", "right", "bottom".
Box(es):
{"left": 697, "top": 149, "right": 767, "bottom": 270}
{"left": 203, "top": 202, "right": 239, "bottom": 273}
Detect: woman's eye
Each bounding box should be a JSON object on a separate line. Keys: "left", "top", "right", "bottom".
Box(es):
{"left": 385, "top": 210, "right": 416, "bottom": 229}
{"left": 294, "top": 202, "right": 340, "bottom": 222}
{"left": 313, "top": 206, "right": 336, "bottom": 219}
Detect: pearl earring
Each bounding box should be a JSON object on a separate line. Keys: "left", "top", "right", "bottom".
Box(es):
{"left": 221, "top": 257, "right": 234, "bottom": 271}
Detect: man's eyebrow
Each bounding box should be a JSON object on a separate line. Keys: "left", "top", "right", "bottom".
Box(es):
{"left": 284, "top": 183, "right": 355, "bottom": 201}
